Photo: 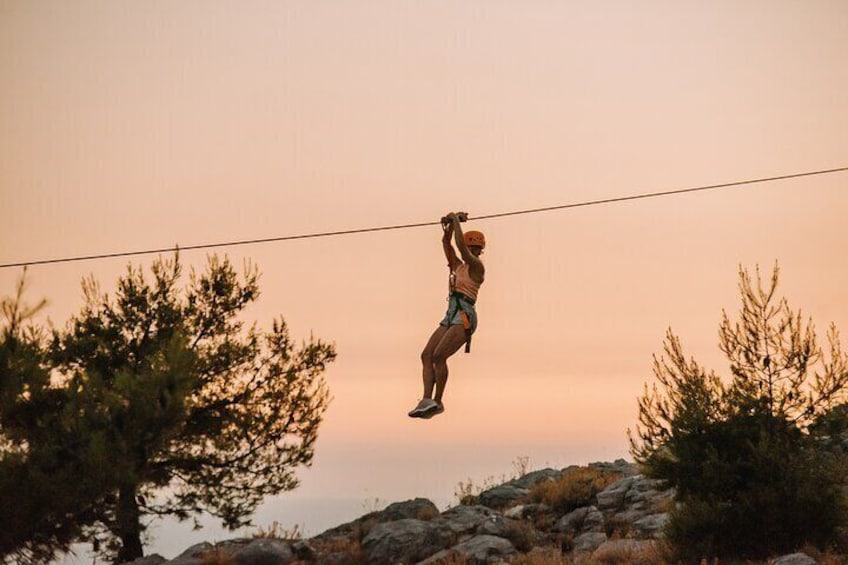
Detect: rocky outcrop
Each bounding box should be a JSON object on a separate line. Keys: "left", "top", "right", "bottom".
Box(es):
{"left": 125, "top": 459, "right": 819, "bottom": 564}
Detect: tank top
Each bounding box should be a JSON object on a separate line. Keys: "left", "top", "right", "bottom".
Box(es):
{"left": 450, "top": 262, "right": 483, "bottom": 302}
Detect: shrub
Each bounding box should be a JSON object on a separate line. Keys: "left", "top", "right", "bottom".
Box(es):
{"left": 454, "top": 456, "right": 532, "bottom": 506}
{"left": 663, "top": 412, "right": 848, "bottom": 560}
{"left": 529, "top": 466, "right": 621, "bottom": 514}
{"left": 252, "top": 521, "right": 304, "bottom": 540}
{"left": 592, "top": 540, "right": 665, "bottom": 565}
{"left": 507, "top": 547, "right": 568, "bottom": 564}
{"left": 631, "top": 265, "right": 848, "bottom": 561}
{"left": 501, "top": 519, "right": 540, "bottom": 553}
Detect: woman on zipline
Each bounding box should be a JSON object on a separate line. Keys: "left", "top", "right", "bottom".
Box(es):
{"left": 409, "top": 212, "right": 486, "bottom": 419}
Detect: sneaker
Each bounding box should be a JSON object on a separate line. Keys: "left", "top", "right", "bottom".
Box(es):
{"left": 419, "top": 401, "right": 445, "bottom": 419}
{"left": 408, "top": 398, "right": 438, "bottom": 418}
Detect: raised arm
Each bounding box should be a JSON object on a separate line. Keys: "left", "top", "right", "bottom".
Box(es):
{"left": 450, "top": 214, "right": 484, "bottom": 282}
{"left": 442, "top": 219, "right": 460, "bottom": 269}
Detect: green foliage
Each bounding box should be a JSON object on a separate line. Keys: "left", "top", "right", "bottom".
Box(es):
{"left": 0, "top": 255, "right": 336, "bottom": 563}
{"left": 0, "top": 273, "right": 113, "bottom": 563}
{"left": 629, "top": 265, "right": 848, "bottom": 560}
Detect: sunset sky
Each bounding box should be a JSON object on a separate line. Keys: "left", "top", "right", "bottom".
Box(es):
{"left": 2, "top": 1, "right": 847, "bottom": 560}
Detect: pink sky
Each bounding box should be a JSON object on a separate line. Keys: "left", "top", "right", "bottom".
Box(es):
{"left": 2, "top": 1, "right": 847, "bottom": 560}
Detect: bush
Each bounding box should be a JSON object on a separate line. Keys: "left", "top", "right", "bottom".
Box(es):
{"left": 529, "top": 466, "right": 621, "bottom": 514}
{"left": 507, "top": 548, "right": 568, "bottom": 564}
{"left": 631, "top": 266, "right": 848, "bottom": 561}
{"left": 663, "top": 411, "right": 848, "bottom": 560}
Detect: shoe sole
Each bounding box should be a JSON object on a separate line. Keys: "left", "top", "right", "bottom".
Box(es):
{"left": 419, "top": 406, "right": 444, "bottom": 419}
{"left": 408, "top": 407, "right": 432, "bottom": 418}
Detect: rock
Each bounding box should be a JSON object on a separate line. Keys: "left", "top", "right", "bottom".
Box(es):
{"left": 503, "top": 502, "right": 550, "bottom": 520}
{"left": 591, "top": 539, "right": 658, "bottom": 562}
{"left": 583, "top": 507, "right": 605, "bottom": 532}
{"left": 478, "top": 484, "right": 529, "bottom": 509}
{"left": 609, "top": 508, "right": 644, "bottom": 525}
{"left": 477, "top": 515, "right": 544, "bottom": 552}
{"left": 378, "top": 497, "right": 441, "bottom": 522}
{"left": 124, "top": 556, "right": 166, "bottom": 565}
{"left": 477, "top": 513, "right": 511, "bottom": 537}
{"left": 436, "top": 504, "right": 497, "bottom": 535}
{"left": 596, "top": 476, "right": 639, "bottom": 511}
{"left": 228, "top": 538, "right": 294, "bottom": 564}
{"left": 554, "top": 506, "right": 590, "bottom": 533}
{"left": 553, "top": 505, "right": 603, "bottom": 534}
{"left": 291, "top": 539, "right": 316, "bottom": 560}
{"left": 623, "top": 477, "right": 669, "bottom": 511}
{"left": 166, "top": 542, "right": 215, "bottom": 565}
{"left": 597, "top": 474, "right": 671, "bottom": 519}
{"left": 632, "top": 513, "right": 668, "bottom": 538}
{"left": 313, "top": 497, "right": 439, "bottom": 543}
{"left": 361, "top": 518, "right": 454, "bottom": 564}
{"left": 773, "top": 553, "right": 818, "bottom": 565}
{"left": 510, "top": 468, "right": 563, "bottom": 489}
{"left": 571, "top": 531, "right": 607, "bottom": 553}
{"left": 452, "top": 534, "right": 517, "bottom": 564}
{"left": 421, "top": 535, "right": 517, "bottom": 565}
{"left": 588, "top": 459, "right": 638, "bottom": 476}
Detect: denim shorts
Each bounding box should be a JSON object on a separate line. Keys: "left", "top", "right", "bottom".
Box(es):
{"left": 440, "top": 293, "right": 478, "bottom": 335}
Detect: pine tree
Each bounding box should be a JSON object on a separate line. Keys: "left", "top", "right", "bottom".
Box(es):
{"left": 0, "top": 255, "right": 336, "bottom": 563}
{"left": 629, "top": 264, "right": 848, "bottom": 559}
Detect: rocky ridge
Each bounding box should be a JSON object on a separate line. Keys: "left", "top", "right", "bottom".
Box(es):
{"left": 126, "top": 460, "right": 818, "bottom": 564}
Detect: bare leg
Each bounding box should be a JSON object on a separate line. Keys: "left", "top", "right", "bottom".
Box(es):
{"left": 421, "top": 326, "right": 448, "bottom": 399}
{"left": 431, "top": 325, "right": 468, "bottom": 403}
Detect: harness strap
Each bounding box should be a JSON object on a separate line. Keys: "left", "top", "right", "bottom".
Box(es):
{"left": 451, "top": 292, "right": 475, "bottom": 354}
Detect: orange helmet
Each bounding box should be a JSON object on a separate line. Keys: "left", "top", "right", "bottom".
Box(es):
{"left": 464, "top": 230, "right": 486, "bottom": 249}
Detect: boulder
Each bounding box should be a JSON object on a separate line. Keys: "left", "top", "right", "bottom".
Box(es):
{"left": 361, "top": 518, "right": 454, "bottom": 564}
{"left": 421, "top": 535, "right": 517, "bottom": 565}
{"left": 772, "top": 553, "right": 817, "bottom": 565}
{"left": 583, "top": 507, "right": 605, "bottom": 532}
{"left": 623, "top": 477, "right": 670, "bottom": 511}
{"left": 436, "top": 504, "right": 497, "bottom": 535}
{"left": 553, "top": 505, "right": 603, "bottom": 534}
{"left": 228, "top": 538, "right": 294, "bottom": 564}
{"left": 313, "top": 497, "right": 439, "bottom": 543}
{"left": 510, "top": 468, "right": 563, "bottom": 489}
{"left": 124, "top": 556, "right": 166, "bottom": 565}
{"left": 597, "top": 474, "right": 671, "bottom": 519}
{"left": 632, "top": 513, "right": 668, "bottom": 538}
{"left": 378, "top": 497, "right": 440, "bottom": 522}
{"left": 503, "top": 502, "right": 550, "bottom": 520}
{"left": 596, "top": 476, "right": 639, "bottom": 512}
{"left": 478, "top": 484, "right": 529, "bottom": 509}
{"left": 571, "top": 531, "right": 607, "bottom": 553}
{"left": 588, "top": 459, "right": 638, "bottom": 477}
{"left": 477, "top": 513, "right": 511, "bottom": 537}
{"left": 166, "top": 542, "right": 215, "bottom": 565}
{"left": 477, "top": 515, "right": 544, "bottom": 552}
{"left": 451, "top": 534, "right": 517, "bottom": 564}
{"left": 554, "top": 506, "right": 589, "bottom": 533}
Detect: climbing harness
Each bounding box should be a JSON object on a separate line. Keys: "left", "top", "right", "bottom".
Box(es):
{"left": 445, "top": 291, "right": 476, "bottom": 353}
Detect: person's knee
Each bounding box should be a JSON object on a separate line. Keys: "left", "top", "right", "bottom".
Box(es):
{"left": 431, "top": 349, "right": 449, "bottom": 365}
{"left": 421, "top": 348, "right": 433, "bottom": 364}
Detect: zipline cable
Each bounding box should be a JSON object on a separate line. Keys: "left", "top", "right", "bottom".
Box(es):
{"left": 2, "top": 165, "right": 846, "bottom": 270}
